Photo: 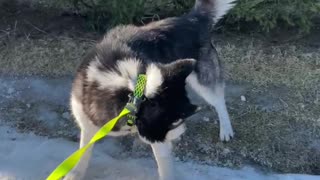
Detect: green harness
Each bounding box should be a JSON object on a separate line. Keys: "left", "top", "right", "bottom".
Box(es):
{"left": 46, "top": 74, "right": 147, "bottom": 180}
{"left": 126, "top": 74, "right": 147, "bottom": 126}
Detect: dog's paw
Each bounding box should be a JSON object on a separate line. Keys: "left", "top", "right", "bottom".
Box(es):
{"left": 219, "top": 123, "right": 234, "bottom": 142}
{"left": 63, "top": 171, "right": 85, "bottom": 180}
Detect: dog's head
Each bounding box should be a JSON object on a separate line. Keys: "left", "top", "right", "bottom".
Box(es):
{"left": 85, "top": 57, "right": 198, "bottom": 143}
{"left": 136, "top": 59, "right": 198, "bottom": 143}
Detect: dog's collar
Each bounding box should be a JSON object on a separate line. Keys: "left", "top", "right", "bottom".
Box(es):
{"left": 125, "top": 74, "right": 147, "bottom": 126}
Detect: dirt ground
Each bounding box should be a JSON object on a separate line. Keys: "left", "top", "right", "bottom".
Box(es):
{"left": 0, "top": 0, "right": 320, "bottom": 175}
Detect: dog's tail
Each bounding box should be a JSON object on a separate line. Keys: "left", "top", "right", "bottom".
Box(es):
{"left": 193, "top": 0, "right": 237, "bottom": 24}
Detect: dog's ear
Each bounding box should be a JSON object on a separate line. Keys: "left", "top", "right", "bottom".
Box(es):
{"left": 162, "top": 59, "right": 196, "bottom": 81}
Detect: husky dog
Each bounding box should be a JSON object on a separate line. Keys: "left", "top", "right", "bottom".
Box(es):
{"left": 65, "top": 0, "right": 236, "bottom": 179}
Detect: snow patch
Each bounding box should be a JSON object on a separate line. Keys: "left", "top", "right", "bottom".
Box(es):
{"left": 0, "top": 126, "right": 319, "bottom": 180}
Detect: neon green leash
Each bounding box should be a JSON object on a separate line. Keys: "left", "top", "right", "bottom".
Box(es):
{"left": 46, "top": 74, "right": 147, "bottom": 180}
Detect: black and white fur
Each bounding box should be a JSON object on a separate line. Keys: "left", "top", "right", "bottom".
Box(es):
{"left": 65, "top": 0, "right": 236, "bottom": 179}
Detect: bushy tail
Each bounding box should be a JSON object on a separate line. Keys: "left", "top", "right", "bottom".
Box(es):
{"left": 194, "top": 0, "right": 237, "bottom": 24}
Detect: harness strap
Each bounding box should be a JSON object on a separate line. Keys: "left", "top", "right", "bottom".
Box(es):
{"left": 127, "top": 74, "right": 146, "bottom": 126}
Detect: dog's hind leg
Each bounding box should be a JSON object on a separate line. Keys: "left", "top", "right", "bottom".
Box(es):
{"left": 151, "top": 142, "right": 174, "bottom": 180}
{"left": 186, "top": 45, "right": 234, "bottom": 141}
{"left": 63, "top": 96, "right": 99, "bottom": 180}
{"left": 188, "top": 75, "right": 234, "bottom": 141}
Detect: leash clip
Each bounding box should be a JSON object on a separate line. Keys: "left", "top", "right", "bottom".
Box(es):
{"left": 126, "top": 94, "right": 145, "bottom": 126}
{"left": 125, "top": 74, "right": 147, "bottom": 126}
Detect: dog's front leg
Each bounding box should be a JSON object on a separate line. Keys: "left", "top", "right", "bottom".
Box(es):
{"left": 151, "top": 142, "right": 175, "bottom": 180}
{"left": 63, "top": 127, "right": 98, "bottom": 180}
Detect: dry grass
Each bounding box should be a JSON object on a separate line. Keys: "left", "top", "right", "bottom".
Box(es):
{"left": 175, "top": 80, "right": 320, "bottom": 174}
{"left": 0, "top": 37, "right": 93, "bottom": 76}
{"left": 207, "top": 36, "right": 320, "bottom": 174}
{"left": 217, "top": 37, "right": 320, "bottom": 92}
